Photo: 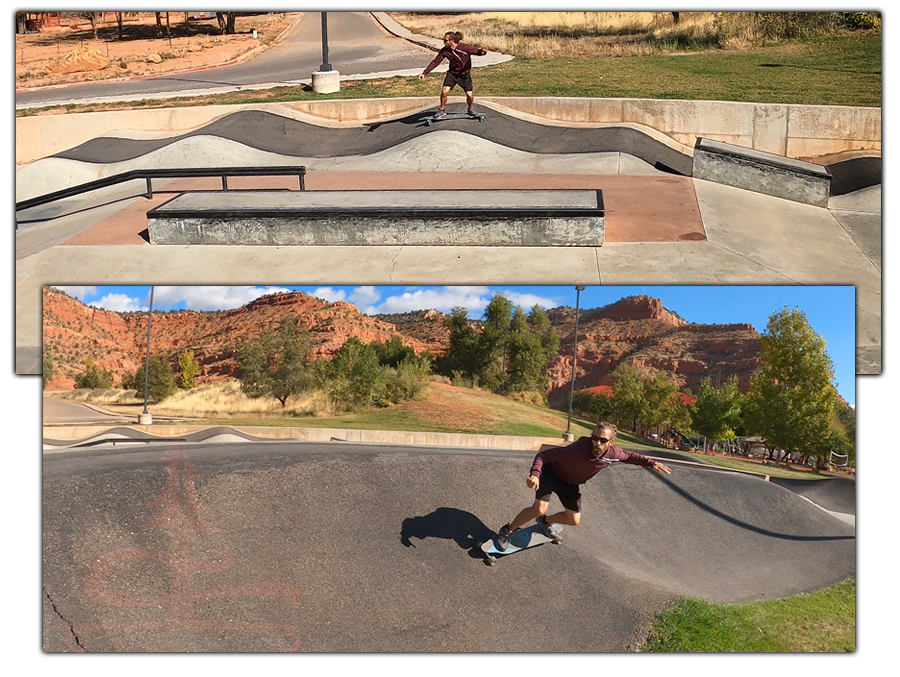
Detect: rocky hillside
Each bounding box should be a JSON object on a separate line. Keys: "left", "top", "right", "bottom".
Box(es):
{"left": 42, "top": 288, "right": 434, "bottom": 390}
{"left": 545, "top": 295, "right": 761, "bottom": 398}
{"left": 42, "top": 288, "right": 761, "bottom": 395}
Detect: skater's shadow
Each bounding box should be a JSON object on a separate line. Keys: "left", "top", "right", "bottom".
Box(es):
{"left": 401, "top": 507, "right": 495, "bottom": 559}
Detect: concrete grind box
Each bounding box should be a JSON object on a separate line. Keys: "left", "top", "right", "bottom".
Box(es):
{"left": 146, "top": 189, "right": 605, "bottom": 247}
{"left": 693, "top": 137, "right": 832, "bottom": 207}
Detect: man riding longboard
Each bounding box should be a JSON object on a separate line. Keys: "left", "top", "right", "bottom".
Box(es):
{"left": 495, "top": 422, "right": 672, "bottom": 552}
{"left": 418, "top": 31, "right": 487, "bottom": 120}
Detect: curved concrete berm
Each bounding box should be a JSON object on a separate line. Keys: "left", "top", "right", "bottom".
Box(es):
{"left": 42, "top": 442, "right": 855, "bottom": 652}
{"left": 51, "top": 106, "right": 695, "bottom": 176}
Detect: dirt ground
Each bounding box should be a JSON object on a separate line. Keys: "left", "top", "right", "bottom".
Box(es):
{"left": 15, "top": 11, "right": 301, "bottom": 91}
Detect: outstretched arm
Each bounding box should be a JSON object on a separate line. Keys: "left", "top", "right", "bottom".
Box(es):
{"left": 648, "top": 460, "right": 672, "bottom": 474}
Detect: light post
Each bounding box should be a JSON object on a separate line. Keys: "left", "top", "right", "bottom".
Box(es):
{"left": 564, "top": 286, "right": 586, "bottom": 441}
{"left": 139, "top": 286, "right": 154, "bottom": 425}
{"left": 319, "top": 11, "right": 331, "bottom": 72}
{"left": 312, "top": 11, "right": 340, "bottom": 93}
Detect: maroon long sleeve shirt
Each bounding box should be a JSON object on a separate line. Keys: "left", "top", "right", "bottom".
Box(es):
{"left": 530, "top": 437, "right": 654, "bottom": 485}
{"left": 422, "top": 42, "right": 487, "bottom": 76}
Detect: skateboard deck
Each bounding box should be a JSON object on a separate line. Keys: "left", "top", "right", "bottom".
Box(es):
{"left": 425, "top": 111, "right": 486, "bottom": 126}
{"left": 480, "top": 523, "right": 564, "bottom": 565}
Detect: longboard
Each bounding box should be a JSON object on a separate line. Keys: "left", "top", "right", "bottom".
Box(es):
{"left": 425, "top": 111, "right": 486, "bottom": 126}
{"left": 480, "top": 522, "right": 563, "bottom": 565}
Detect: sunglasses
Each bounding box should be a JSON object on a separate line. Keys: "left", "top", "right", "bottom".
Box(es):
{"left": 591, "top": 435, "right": 611, "bottom": 444}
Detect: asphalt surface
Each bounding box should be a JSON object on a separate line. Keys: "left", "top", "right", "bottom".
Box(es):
{"left": 42, "top": 439, "right": 855, "bottom": 652}
{"left": 42, "top": 399, "right": 132, "bottom": 425}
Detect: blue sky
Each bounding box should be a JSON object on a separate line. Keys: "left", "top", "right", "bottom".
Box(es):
{"left": 55, "top": 285, "right": 856, "bottom": 405}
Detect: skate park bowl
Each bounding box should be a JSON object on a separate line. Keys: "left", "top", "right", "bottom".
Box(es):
{"left": 41, "top": 437, "right": 855, "bottom": 652}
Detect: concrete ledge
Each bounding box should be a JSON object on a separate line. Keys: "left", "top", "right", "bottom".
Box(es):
{"left": 693, "top": 137, "right": 832, "bottom": 207}
{"left": 147, "top": 189, "right": 605, "bottom": 246}
{"left": 42, "top": 423, "right": 560, "bottom": 452}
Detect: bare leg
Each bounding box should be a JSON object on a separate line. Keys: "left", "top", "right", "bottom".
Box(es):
{"left": 440, "top": 86, "right": 451, "bottom": 110}
{"left": 508, "top": 499, "right": 549, "bottom": 532}
{"left": 465, "top": 89, "right": 475, "bottom": 109}
{"left": 543, "top": 508, "right": 581, "bottom": 528}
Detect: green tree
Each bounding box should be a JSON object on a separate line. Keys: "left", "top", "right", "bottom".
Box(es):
{"left": 527, "top": 304, "right": 561, "bottom": 358}
{"left": 571, "top": 389, "right": 616, "bottom": 423}
{"left": 176, "top": 348, "right": 201, "bottom": 390}
{"left": 74, "top": 356, "right": 113, "bottom": 389}
{"left": 373, "top": 335, "right": 416, "bottom": 368}
{"left": 435, "top": 307, "right": 483, "bottom": 380}
{"left": 237, "top": 314, "right": 313, "bottom": 407}
{"left": 319, "top": 337, "right": 385, "bottom": 411}
{"left": 383, "top": 354, "right": 433, "bottom": 404}
{"left": 643, "top": 371, "right": 685, "bottom": 435}
{"left": 610, "top": 363, "right": 646, "bottom": 431}
{"left": 436, "top": 296, "right": 559, "bottom": 397}
{"left": 480, "top": 294, "right": 516, "bottom": 392}
{"left": 146, "top": 354, "right": 177, "bottom": 403}
{"left": 42, "top": 354, "right": 54, "bottom": 390}
{"left": 744, "top": 307, "right": 837, "bottom": 466}
{"left": 690, "top": 375, "right": 744, "bottom": 450}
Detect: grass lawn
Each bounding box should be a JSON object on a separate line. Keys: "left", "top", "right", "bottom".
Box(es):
{"left": 642, "top": 578, "right": 855, "bottom": 652}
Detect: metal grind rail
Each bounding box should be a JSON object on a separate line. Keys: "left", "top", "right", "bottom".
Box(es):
{"left": 15, "top": 165, "right": 306, "bottom": 228}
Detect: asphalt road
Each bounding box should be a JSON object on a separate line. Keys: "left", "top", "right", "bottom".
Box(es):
{"left": 16, "top": 12, "right": 435, "bottom": 109}
{"left": 42, "top": 439, "right": 856, "bottom": 652}
{"left": 42, "top": 399, "right": 132, "bottom": 424}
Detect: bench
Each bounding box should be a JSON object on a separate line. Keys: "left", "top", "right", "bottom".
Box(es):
{"left": 146, "top": 189, "right": 605, "bottom": 247}
{"left": 692, "top": 137, "right": 832, "bottom": 207}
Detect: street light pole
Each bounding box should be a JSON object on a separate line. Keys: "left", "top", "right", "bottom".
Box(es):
{"left": 564, "top": 286, "right": 586, "bottom": 441}
{"left": 319, "top": 11, "right": 332, "bottom": 72}
{"left": 139, "top": 286, "right": 154, "bottom": 425}
{"left": 312, "top": 11, "right": 339, "bottom": 93}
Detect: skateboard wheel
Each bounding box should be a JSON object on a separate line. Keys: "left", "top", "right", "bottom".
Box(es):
{"left": 486, "top": 556, "right": 497, "bottom": 565}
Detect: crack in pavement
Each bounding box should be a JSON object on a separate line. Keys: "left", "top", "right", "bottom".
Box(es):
{"left": 389, "top": 246, "right": 402, "bottom": 282}
{"left": 43, "top": 587, "right": 86, "bottom": 651}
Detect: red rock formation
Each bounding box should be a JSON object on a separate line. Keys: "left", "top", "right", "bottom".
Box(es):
{"left": 42, "top": 289, "right": 761, "bottom": 397}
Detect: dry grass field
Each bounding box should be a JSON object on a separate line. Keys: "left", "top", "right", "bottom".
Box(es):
{"left": 391, "top": 11, "right": 720, "bottom": 57}
{"left": 43, "top": 379, "right": 588, "bottom": 437}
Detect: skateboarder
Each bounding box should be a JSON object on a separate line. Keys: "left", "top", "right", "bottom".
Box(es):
{"left": 496, "top": 422, "right": 671, "bottom": 551}
{"left": 418, "top": 31, "right": 487, "bottom": 118}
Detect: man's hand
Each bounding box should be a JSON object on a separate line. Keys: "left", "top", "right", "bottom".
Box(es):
{"left": 649, "top": 460, "right": 672, "bottom": 474}
{"left": 418, "top": 73, "right": 426, "bottom": 81}
{"left": 526, "top": 475, "right": 540, "bottom": 490}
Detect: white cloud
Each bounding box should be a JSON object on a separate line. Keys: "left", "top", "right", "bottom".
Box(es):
{"left": 368, "top": 286, "right": 493, "bottom": 315}
{"left": 349, "top": 286, "right": 381, "bottom": 306}
{"left": 311, "top": 287, "right": 347, "bottom": 303}
{"left": 365, "top": 287, "right": 561, "bottom": 317}
{"left": 502, "top": 290, "right": 562, "bottom": 310}
{"left": 55, "top": 286, "right": 97, "bottom": 301}
{"left": 91, "top": 293, "right": 146, "bottom": 313}
{"left": 152, "top": 286, "right": 292, "bottom": 311}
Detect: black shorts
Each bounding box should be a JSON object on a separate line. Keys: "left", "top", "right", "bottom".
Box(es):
{"left": 535, "top": 468, "right": 582, "bottom": 513}
{"left": 442, "top": 71, "right": 473, "bottom": 92}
